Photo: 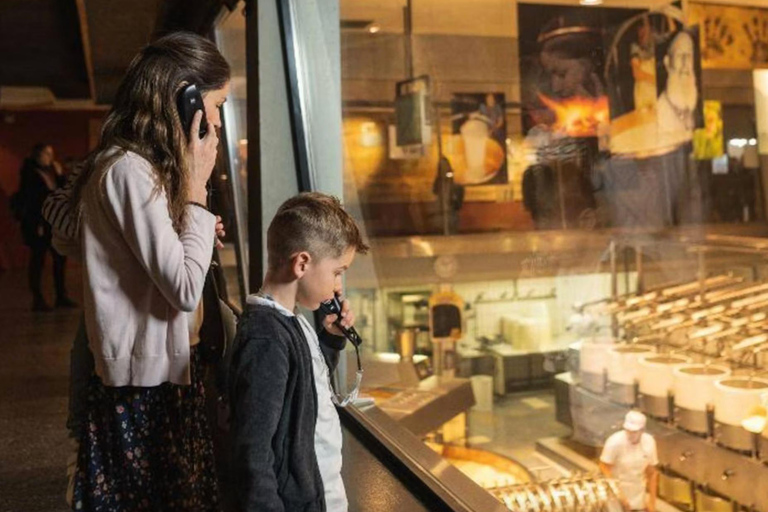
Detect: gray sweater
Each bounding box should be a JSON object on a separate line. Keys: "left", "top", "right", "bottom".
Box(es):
{"left": 81, "top": 150, "right": 216, "bottom": 386}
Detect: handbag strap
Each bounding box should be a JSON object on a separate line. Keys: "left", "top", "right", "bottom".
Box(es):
{"left": 199, "top": 253, "right": 227, "bottom": 364}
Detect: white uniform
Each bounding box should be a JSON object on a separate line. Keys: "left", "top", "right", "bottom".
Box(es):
{"left": 600, "top": 430, "right": 658, "bottom": 510}
{"left": 247, "top": 295, "right": 348, "bottom": 512}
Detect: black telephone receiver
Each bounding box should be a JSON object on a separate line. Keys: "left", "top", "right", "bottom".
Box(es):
{"left": 177, "top": 84, "right": 208, "bottom": 140}
{"left": 319, "top": 293, "right": 363, "bottom": 348}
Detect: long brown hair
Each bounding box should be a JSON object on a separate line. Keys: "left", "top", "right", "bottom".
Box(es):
{"left": 73, "top": 32, "right": 230, "bottom": 232}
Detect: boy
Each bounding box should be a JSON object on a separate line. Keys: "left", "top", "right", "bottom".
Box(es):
{"left": 228, "top": 192, "right": 368, "bottom": 511}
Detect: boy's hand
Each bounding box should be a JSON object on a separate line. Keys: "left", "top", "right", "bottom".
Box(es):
{"left": 322, "top": 297, "right": 355, "bottom": 337}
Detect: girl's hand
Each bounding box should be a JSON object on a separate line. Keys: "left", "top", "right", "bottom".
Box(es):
{"left": 187, "top": 110, "right": 218, "bottom": 204}
{"left": 215, "top": 215, "right": 225, "bottom": 249}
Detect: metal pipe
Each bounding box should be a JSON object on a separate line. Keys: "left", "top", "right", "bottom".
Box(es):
{"left": 582, "top": 275, "right": 742, "bottom": 313}
{"left": 698, "top": 248, "right": 707, "bottom": 304}
{"left": 731, "top": 333, "right": 768, "bottom": 352}
{"left": 403, "top": 0, "right": 413, "bottom": 79}
{"left": 602, "top": 277, "right": 744, "bottom": 314}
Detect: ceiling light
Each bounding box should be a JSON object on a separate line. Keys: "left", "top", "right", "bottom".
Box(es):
{"left": 729, "top": 138, "right": 748, "bottom": 148}
{"left": 368, "top": 25, "right": 380, "bottom": 34}
{"left": 580, "top": 0, "right": 603, "bottom": 5}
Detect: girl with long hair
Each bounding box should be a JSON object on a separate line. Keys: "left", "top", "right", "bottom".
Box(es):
{"left": 68, "top": 32, "right": 230, "bottom": 511}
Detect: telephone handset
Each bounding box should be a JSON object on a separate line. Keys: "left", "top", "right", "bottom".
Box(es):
{"left": 318, "top": 293, "right": 363, "bottom": 348}
{"left": 177, "top": 84, "right": 208, "bottom": 140}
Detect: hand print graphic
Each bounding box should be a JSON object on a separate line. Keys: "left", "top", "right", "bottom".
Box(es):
{"left": 744, "top": 15, "right": 768, "bottom": 65}
{"left": 690, "top": 3, "right": 768, "bottom": 69}
{"left": 702, "top": 16, "right": 734, "bottom": 60}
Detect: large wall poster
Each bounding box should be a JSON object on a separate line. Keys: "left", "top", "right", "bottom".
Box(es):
{"left": 605, "top": 13, "right": 703, "bottom": 155}
{"left": 517, "top": 4, "right": 643, "bottom": 140}
{"left": 517, "top": 5, "right": 643, "bottom": 231}
{"left": 655, "top": 25, "right": 704, "bottom": 148}
{"left": 689, "top": 2, "right": 768, "bottom": 69}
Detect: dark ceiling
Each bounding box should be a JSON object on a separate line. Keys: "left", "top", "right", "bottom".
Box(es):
{"left": 0, "top": 0, "right": 90, "bottom": 99}
{"left": 84, "top": 0, "right": 165, "bottom": 104}
{"left": 0, "top": 0, "right": 236, "bottom": 105}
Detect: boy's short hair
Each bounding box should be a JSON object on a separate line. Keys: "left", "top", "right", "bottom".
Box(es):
{"left": 267, "top": 192, "right": 369, "bottom": 270}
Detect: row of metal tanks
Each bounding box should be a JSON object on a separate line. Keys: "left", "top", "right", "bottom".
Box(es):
{"left": 570, "top": 339, "right": 768, "bottom": 512}
{"left": 576, "top": 339, "right": 768, "bottom": 454}
{"left": 659, "top": 475, "right": 740, "bottom": 512}
{"left": 556, "top": 373, "right": 768, "bottom": 512}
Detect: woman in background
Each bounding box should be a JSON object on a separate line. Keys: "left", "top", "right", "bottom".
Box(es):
{"left": 15, "top": 143, "right": 75, "bottom": 311}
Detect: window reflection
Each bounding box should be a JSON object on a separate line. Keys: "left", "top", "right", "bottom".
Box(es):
{"left": 215, "top": 4, "right": 249, "bottom": 307}
{"left": 336, "top": 0, "right": 768, "bottom": 504}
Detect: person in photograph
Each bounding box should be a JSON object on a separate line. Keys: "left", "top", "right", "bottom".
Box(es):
{"left": 479, "top": 93, "right": 505, "bottom": 139}
{"left": 657, "top": 30, "right": 698, "bottom": 141}
{"left": 538, "top": 22, "right": 604, "bottom": 100}
{"left": 631, "top": 17, "right": 656, "bottom": 111}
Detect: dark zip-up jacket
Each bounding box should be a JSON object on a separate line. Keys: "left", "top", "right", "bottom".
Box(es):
{"left": 227, "top": 303, "right": 346, "bottom": 511}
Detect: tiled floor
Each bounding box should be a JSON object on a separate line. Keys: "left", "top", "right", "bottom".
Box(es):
{"left": 467, "top": 389, "right": 575, "bottom": 481}
{"left": 0, "top": 261, "right": 82, "bottom": 512}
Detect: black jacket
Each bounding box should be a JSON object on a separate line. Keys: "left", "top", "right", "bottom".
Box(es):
{"left": 15, "top": 158, "right": 60, "bottom": 246}
{"left": 227, "top": 304, "right": 346, "bottom": 512}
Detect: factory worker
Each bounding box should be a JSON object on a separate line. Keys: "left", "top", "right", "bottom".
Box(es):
{"left": 600, "top": 410, "right": 659, "bottom": 512}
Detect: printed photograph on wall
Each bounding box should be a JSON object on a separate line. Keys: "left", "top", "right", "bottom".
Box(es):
{"left": 689, "top": 2, "right": 768, "bottom": 69}
{"left": 655, "top": 25, "right": 704, "bottom": 147}
{"left": 517, "top": 5, "right": 642, "bottom": 231}
{"left": 517, "top": 4, "right": 642, "bottom": 139}
{"left": 604, "top": 14, "right": 678, "bottom": 121}
{"left": 598, "top": 13, "right": 705, "bottom": 230}
{"left": 446, "top": 93, "right": 508, "bottom": 186}
{"left": 605, "top": 13, "right": 702, "bottom": 155}
{"left": 604, "top": 13, "right": 663, "bottom": 156}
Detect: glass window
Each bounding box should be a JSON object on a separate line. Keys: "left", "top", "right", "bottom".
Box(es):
{"left": 336, "top": 0, "right": 768, "bottom": 504}
{"left": 215, "top": 4, "right": 249, "bottom": 307}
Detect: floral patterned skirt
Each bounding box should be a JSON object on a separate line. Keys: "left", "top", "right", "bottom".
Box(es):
{"left": 71, "top": 348, "right": 218, "bottom": 511}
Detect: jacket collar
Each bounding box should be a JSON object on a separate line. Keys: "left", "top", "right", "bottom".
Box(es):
{"left": 246, "top": 293, "right": 295, "bottom": 318}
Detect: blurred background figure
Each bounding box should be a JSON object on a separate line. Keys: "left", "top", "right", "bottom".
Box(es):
{"left": 12, "top": 143, "right": 76, "bottom": 311}
{"left": 599, "top": 410, "right": 659, "bottom": 512}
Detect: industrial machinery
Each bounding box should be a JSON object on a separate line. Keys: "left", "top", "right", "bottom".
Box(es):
{"left": 561, "top": 238, "right": 768, "bottom": 512}
{"left": 489, "top": 475, "right": 621, "bottom": 512}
